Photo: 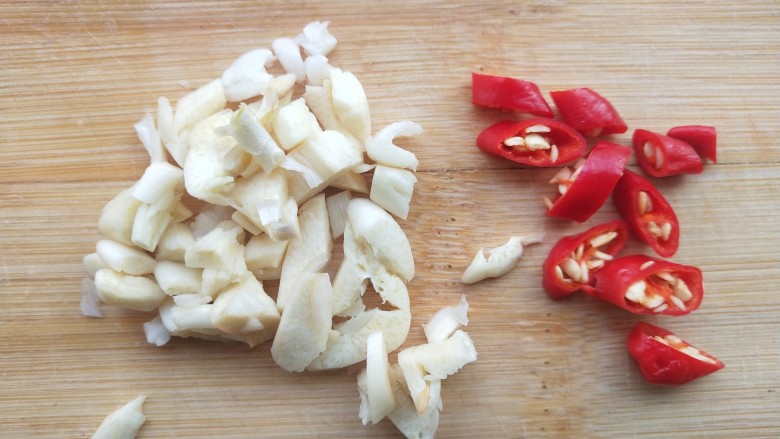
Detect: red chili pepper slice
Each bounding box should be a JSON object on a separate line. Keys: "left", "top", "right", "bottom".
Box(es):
{"left": 471, "top": 73, "right": 553, "bottom": 117}
{"left": 590, "top": 254, "right": 703, "bottom": 316}
{"left": 542, "top": 220, "right": 629, "bottom": 300}
{"left": 613, "top": 169, "right": 679, "bottom": 258}
{"left": 476, "top": 118, "right": 586, "bottom": 167}
{"left": 627, "top": 322, "right": 724, "bottom": 385}
{"left": 549, "top": 87, "right": 628, "bottom": 137}
{"left": 632, "top": 129, "right": 703, "bottom": 177}
{"left": 544, "top": 141, "right": 631, "bottom": 223}
{"left": 667, "top": 125, "right": 717, "bottom": 163}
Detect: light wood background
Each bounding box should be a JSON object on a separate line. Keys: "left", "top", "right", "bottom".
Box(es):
{"left": 2, "top": 1, "right": 779, "bottom": 437}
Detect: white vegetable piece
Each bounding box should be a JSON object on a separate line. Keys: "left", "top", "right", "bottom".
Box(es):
{"left": 369, "top": 165, "right": 418, "bottom": 220}
{"left": 272, "top": 37, "right": 305, "bottom": 83}
{"left": 303, "top": 54, "right": 332, "bottom": 86}
{"left": 221, "top": 48, "right": 276, "bottom": 102}
{"left": 283, "top": 130, "right": 363, "bottom": 204}
{"left": 296, "top": 21, "right": 337, "bottom": 56}
{"left": 360, "top": 331, "right": 396, "bottom": 425}
{"left": 91, "top": 395, "right": 146, "bottom": 439}
{"left": 156, "top": 222, "right": 195, "bottom": 262}
{"left": 265, "top": 197, "right": 300, "bottom": 242}
{"left": 325, "top": 190, "right": 352, "bottom": 238}
{"left": 189, "top": 205, "right": 233, "bottom": 240}
{"left": 276, "top": 194, "right": 332, "bottom": 311}
{"left": 185, "top": 221, "right": 246, "bottom": 272}
{"left": 365, "top": 121, "right": 422, "bottom": 171}
{"left": 170, "top": 200, "right": 194, "bottom": 223}
{"left": 231, "top": 211, "right": 263, "bottom": 236}
{"left": 331, "top": 170, "right": 369, "bottom": 194}
{"left": 272, "top": 98, "right": 322, "bottom": 151}
{"left": 154, "top": 261, "right": 202, "bottom": 296}
{"left": 131, "top": 202, "right": 173, "bottom": 252}
{"left": 271, "top": 273, "right": 333, "bottom": 372}
{"left": 157, "top": 96, "right": 183, "bottom": 166}
{"left": 83, "top": 252, "right": 108, "bottom": 278}
{"left": 81, "top": 277, "right": 103, "bottom": 318}
{"left": 331, "top": 250, "right": 368, "bottom": 317}
{"left": 94, "top": 269, "right": 167, "bottom": 312}
{"left": 98, "top": 187, "right": 142, "bottom": 246}
{"left": 460, "top": 234, "right": 544, "bottom": 284}
{"left": 183, "top": 109, "right": 239, "bottom": 206}
{"left": 304, "top": 81, "right": 363, "bottom": 153}
{"left": 131, "top": 162, "right": 183, "bottom": 206}
{"left": 210, "top": 273, "right": 280, "bottom": 335}
{"left": 423, "top": 294, "right": 469, "bottom": 343}
{"left": 330, "top": 68, "right": 371, "bottom": 142}
{"left": 199, "top": 268, "right": 235, "bottom": 298}
{"left": 143, "top": 315, "right": 171, "bottom": 346}
{"left": 173, "top": 78, "right": 227, "bottom": 136}
{"left": 245, "top": 234, "right": 288, "bottom": 280}
{"left": 230, "top": 168, "right": 289, "bottom": 230}
{"left": 224, "top": 106, "right": 284, "bottom": 173}
{"left": 386, "top": 364, "right": 441, "bottom": 439}
{"left": 96, "top": 239, "right": 156, "bottom": 276}
{"left": 133, "top": 112, "right": 165, "bottom": 164}
{"left": 157, "top": 299, "right": 243, "bottom": 344}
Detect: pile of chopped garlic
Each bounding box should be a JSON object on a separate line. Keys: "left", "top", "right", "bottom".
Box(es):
{"left": 82, "top": 21, "right": 474, "bottom": 439}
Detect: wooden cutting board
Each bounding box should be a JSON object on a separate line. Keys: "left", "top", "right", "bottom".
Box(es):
{"left": 2, "top": 1, "right": 779, "bottom": 437}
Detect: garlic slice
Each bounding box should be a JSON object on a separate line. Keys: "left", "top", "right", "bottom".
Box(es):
{"left": 96, "top": 239, "right": 156, "bottom": 276}
{"left": 272, "top": 37, "right": 305, "bottom": 83}
{"left": 91, "top": 395, "right": 146, "bottom": 439}
{"left": 369, "top": 165, "right": 417, "bottom": 220}
{"left": 83, "top": 253, "right": 109, "bottom": 278}
{"left": 156, "top": 222, "right": 195, "bottom": 262}
{"left": 460, "top": 235, "right": 543, "bottom": 284}
{"left": 365, "top": 121, "right": 422, "bottom": 171}
{"left": 221, "top": 48, "right": 276, "bottom": 102}
{"left": 245, "top": 234, "right": 289, "bottom": 280}
{"left": 357, "top": 331, "right": 396, "bottom": 425}
{"left": 131, "top": 202, "right": 173, "bottom": 252}
{"left": 271, "top": 273, "right": 333, "bottom": 372}
{"left": 143, "top": 315, "right": 170, "bottom": 346}
{"left": 230, "top": 168, "right": 289, "bottom": 231}
{"left": 272, "top": 97, "right": 322, "bottom": 151}
{"left": 81, "top": 277, "right": 103, "bottom": 318}
{"left": 330, "top": 68, "right": 371, "bottom": 142}
{"left": 423, "top": 294, "right": 469, "bottom": 343}
{"left": 386, "top": 364, "right": 441, "bottom": 439}
{"left": 296, "top": 20, "right": 337, "bottom": 56}
{"left": 303, "top": 80, "right": 363, "bottom": 153}
{"left": 330, "top": 171, "right": 370, "bottom": 194}
{"left": 157, "top": 96, "right": 183, "bottom": 166}
{"left": 325, "top": 190, "right": 352, "bottom": 238}
{"left": 183, "top": 109, "right": 238, "bottom": 206}
{"left": 210, "top": 273, "right": 280, "bottom": 335}
{"left": 98, "top": 186, "right": 142, "bottom": 246}
{"left": 225, "top": 106, "right": 284, "bottom": 173}
{"left": 173, "top": 78, "right": 227, "bottom": 136}
{"left": 94, "top": 269, "right": 167, "bottom": 312}
{"left": 133, "top": 112, "right": 165, "bottom": 164}
{"left": 184, "top": 221, "right": 246, "bottom": 272}
{"left": 154, "top": 261, "right": 202, "bottom": 295}
{"left": 303, "top": 54, "right": 332, "bottom": 86}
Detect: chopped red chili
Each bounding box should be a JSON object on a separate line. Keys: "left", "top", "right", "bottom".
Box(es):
{"left": 633, "top": 129, "right": 703, "bottom": 177}
{"left": 471, "top": 73, "right": 553, "bottom": 117}
{"left": 476, "top": 118, "right": 586, "bottom": 167}
{"left": 667, "top": 125, "right": 717, "bottom": 163}
{"left": 549, "top": 87, "right": 627, "bottom": 137}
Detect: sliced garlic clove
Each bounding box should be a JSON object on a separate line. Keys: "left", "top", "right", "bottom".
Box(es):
{"left": 296, "top": 20, "right": 337, "bottom": 57}
{"left": 365, "top": 121, "right": 422, "bottom": 171}
{"left": 363, "top": 331, "right": 396, "bottom": 424}
{"left": 423, "top": 294, "right": 469, "bottom": 343}
{"left": 173, "top": 78, "right": 227, "bottom": 137}
{"left": 98, "top": 186, "right": 142, "bottom": 246}
{"left": 131, "top": 162, "right": 183, "bottom": 206}
{"left": 386, "top": 364, "right": 441, "bottom": 438}
{"left": 210, "top": 273, "right": 280, "bottom": 335}
{"left": 245, "top": 234, "right": 288, "bottom": 275}
{"left": 94, "top": 269, "right": 167, "bottom": 312}
{"left": 330, "top": 171, "right": 369, "bottom": 194}
{"left": 91, "top": 395, "right": 146, "bottom": 439}
{"left": 330, "top": 68, "right": 371, "bottom": 142}
{"left": 133, "top": 112, "right": 165, "bottom": 164}
{"left": 183, "top": 109, "right": 238, "bottom": 206}
{"left": 369, "top": 165, "right": 417, "bottom": 220}
{"left": 131, "top": 202, "right": 173, "bottom": 252}
{"left": 303, "top": 54, "right": 331, "bottom": 86}
{"left": 156, "top": 222, "right": 195, "bottom": 262}
{"left": 154, "top": 261, "right": 202, "bottom": 295}
{"left": 96, "top": 239, "right": 156, "bottom": 276}
{"left": 272, "top": 37, "right": 305, "bottom": 83}
{"left": 272, "top": 98, "right": 322, "bottom": 151}
{"left": 461, "top": 236, "right": 539, "bottom": 284}
{"left": 83, "top": 252, "right": 109, "bottom": 278}
{"left": 325, "top": 190, "right": 352, "bottom": 238}
{"left": 221, "top": 48, "right": 276, "bottom": 102}
{"left": 184, "top": 221, "right": 246, "bottom": 272}
{"left": 225, "top": 106, "right": 284, "bottom": 173}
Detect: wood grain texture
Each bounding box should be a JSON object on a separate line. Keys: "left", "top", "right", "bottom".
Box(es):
{"left": 1, "top": 1, "right": 779, "bottom": 438}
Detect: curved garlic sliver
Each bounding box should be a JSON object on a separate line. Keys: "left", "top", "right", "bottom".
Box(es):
{"left": 91, "top": 395, "right": 146, "bottom": 439}
{"left": 461, "top": 235, "right": 542, "bottom": 284}
{"left": 296, "top": 21, "right": 337, "bottom": 57}
{"left": 330, "top": 68, "right": 371, "bottom": 142}
{"left": 369, "top": 165, "right": 417, "bottom": 221}
{"left": 272, "top": 37, "right": 305, "bottom": 83}
{"left": 386, "top": 364, "right": 441, "bottom": 438}
{"left": 303, "top": 54, "right": 331, "bottom": 86}
{"left": 365, "top": 121, "right": 422, "bottom": 171}
{"left": 173, "top": 78, "right": 226, "bottom": 136}
{"left": 221, "top": 48, "right": 275, "bottom": 102}
{"left": 98, "top": 186, "right": 142, "bottom": 246}
{"left": 183, "top": 109, "right": 238, "bottom": 206}
{"left": 423, "top": 294, "right": 469, "bottom": 343}
{"left": 211, "top": 273, "right": 280, "bottom": 335}
{"left": 133, "top": 112, "right": 164, "bottom": 164}
{"left": 96, "top": 239, "right": 156, "bottom": 276}
{"left": 225, "top": 106, "right": 284, "bottom": 173}
{"left": 94, "top": 269, "right": 166, "bottom": 313}
{"left": 361, "top": 331, "right": 396, "bottom": 425}
{"left": 271, "top": 273, "right": 333, "bottom": 372}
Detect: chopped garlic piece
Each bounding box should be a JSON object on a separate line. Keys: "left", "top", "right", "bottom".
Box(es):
{"left": 264, "top": 197, "right": 300, "bottom": 242}
{"left": 170, "top": 200, "right": 193, "bottom": 223}
{"left": 83, "top": 252, "right": 109, "bottom": 278}
{"left": 386, "top": 364, "right": 441, "bottom": 439}
{"left": 369, "top": 165, "right": 417, "bottom": 220}
{"left": 245, "top": 234, "right": 288, "bottom": 278}
{"left": 365, "top": 121, "right": 422, "bottom": 171}
{"left": 154, "top": 261, "right": 202, "bottom": 295}
{"left": 225, "top": 106, "right": 284, "bottom": 173}
{"left": 364, "top": 331, "right": 396, "bottom": 424}
{"left": 460, "top": 235, "right": 542, "bottom": 284}
{"left": 94, "top": 269, "right": 167, "bottom": 312}
{"left": 173, "top": 78, "right": 227, "bottom": 136}
{"left": 221, "top": 48, "right": 276, "bottom": 102}
{"left": 296, "top": 21, "right": 337, "bottom": 56}
{"left": 211, "top": 273, "right": 280, "bottom": 334}
{"left": 231, "top": 210, "right": 263, "bottom": 236}
{"left": 132, "top": 162, "right": 183, "bottom": 205}
{"left": 143, "top": 315, "right": 171, "bottom": 346}
{"left": 331, "top": 246, "right": 369, "bottom": 317}
{"left": 81, "top": 277, "right": 103, "bottom": 318}
{"left": 423, "top": 295, "right": 469, "bottom": 343}
{"left": 96, "top": 239, "right": 156, "bottom": 276}
{"left": 98, "top": 186, "right": 142, "bottom": 246}
{"left": 183, "top": 109, "right": 238, "bottom": 206}
{"left": 133, "top": 112, "right": 165, "bottom": 164}
{"left": 157, "top": 96, "right": 183, "bottom": 166}
{"left": 131, "top": 202, "right": 173, "bottom": 252}
{"left": 330, "top": 68, "right": 371, "bottom": 142}
{"left": 277, "top": 194, "right": 332, "bottom": 311}
{"left": 304, "top": 54, "right": 332, "bottom": 86}
{"left": 91, "top": 395, "right": 146, "bottom": 439}
{"left": 326, "top": 190, "right": 352, "bottom": 238}
{"left": 271, "top": 273, "right": 333, "bottom": 372}
{"left": 190, "top": 205, "right": 234, "bottom": 240}
{"left": 272, "top": 37, "right": 305, "bottom": 83}
{"left": 156, "top": 222, "right": 195, "bottom": 262}
{"left": 230, "top": 168, "right": 288, "bottom": 230}
{"left": 184, "top": 221, "right": 246, "bottom": 271}
{"left": 272, "top": 98, "right": 322, "bottom": 152}
{"left": 331, "top": 171, "right": 370, "bottom": 194}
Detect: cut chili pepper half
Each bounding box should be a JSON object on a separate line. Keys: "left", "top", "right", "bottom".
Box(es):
{"left": 613, "top": 169, "right": 679, "bottom": 257}
{"left": 590, "top": 254, "right": 703, "bottom": 316}
{"left": 632, "top": 129, "right": 703, "bottom": 177}
{"left": 544, "top": 141, "right": 631, "bottom": 223}
{"left": 667, "top": 125, "right": 717, "bottom": 163}
{"left": 476, "top": 118, "right": 586, "bottom": 167}
{"left": 549, "top": 87, "right": 628, "bottom": 137}
{"left": 627, "top": 322, "right": 724, "bottom": 385}
{"left": 542, "top": 219, "right": 629, "bottom": 300}
{"left": 471, "top": 73, "right": 553, "bottom": 117}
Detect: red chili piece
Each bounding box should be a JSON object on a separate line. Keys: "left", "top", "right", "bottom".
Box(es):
{"left": 667, "top": 125, "right": 717, "bottom": 163}
{"left": 613, "top": 169, "right": 679, "bottom": 257}
{"left": 549, "top": 87, "right": 628, "bottom": 137}
{"left": 632, "top": 129, "right": 703, "bottom": 177}
{"left": 542, "top": 219, "right": 629, "bottom": 300}
{"left": 471, "top": 73, "right": 553, "bottom": 117}
{"left": 627, "top": 322, "right": 724, "bottom": 385}
{"left": 545, "top": 141, "right": 631, "bottom": 223}
{"left": 590, "top": 254, "right": 703, "bottom": 316}
{"left": 476, "top": 118, "right": 586, "bottom": 167}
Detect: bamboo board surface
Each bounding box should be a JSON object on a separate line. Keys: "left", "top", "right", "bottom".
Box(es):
{"left": 2, "top": 1, "right": 779, "bottom": 437}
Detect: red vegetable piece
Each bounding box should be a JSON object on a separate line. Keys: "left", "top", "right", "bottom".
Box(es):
{"left": 476, "top": 118, "right": 586, "bottom": 167}
{"left": 549, "top": 87, "right": 628, "bottom": 137}
{"left": 613, "top": 169, "right": 679, "bottom": 257}
{"left": 667, "top": 125, "right": 717, "bottom": 163}
{"left": 542, "top": 219, "right": 629, "bottom": 300}
{"left": 590, "top": 254, "right": 703, "bottom": 316}
{"left": 633, "top": 129, "right": 703, "bottom": 177}
{"left": 471, "top": 73, "right": 553, "bottom": 117}
{"left": 545, "top": 141, "right": 631, "bottom": 223}
{"left": 627, "top": 322, "right": 724, "bottom": 385}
